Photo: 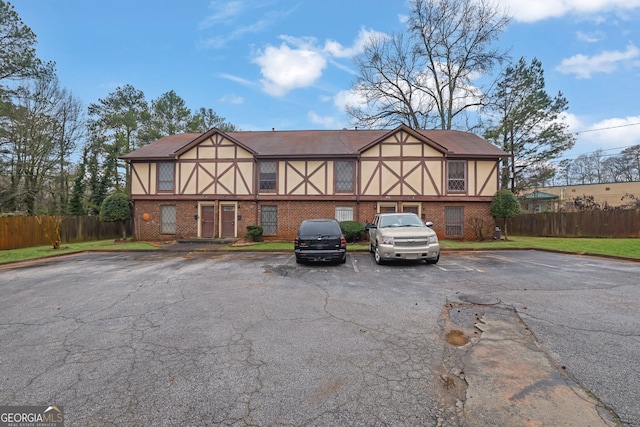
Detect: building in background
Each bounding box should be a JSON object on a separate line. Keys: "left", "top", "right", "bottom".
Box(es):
{"left": 121, "top": 125, "right": 509, "bottom": 241}
{"left": 520, "top": 182, "right": 640, "bottom": 212}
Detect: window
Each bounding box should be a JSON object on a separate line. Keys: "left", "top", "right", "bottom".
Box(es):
{"left": 261, "top": 205, "right": 278, "bottom": 235}
{"left": 158, "top": 162, "right": 175, "bottom": 192}
{"left": 447, "top": 160, "right": 466, "bottom": 193}
{"left": 160, "top": 205, "right": 176, "bottom": 234}
{"left": 335, "top": 161, "right": 354, "bottom": 192}
{"left": 445, "top": 206, "right": 464, "bottom": 237}
{"left": 335, "top": 206, "right": 353, "bottom": 222}
{"left": 259, "top": 161, "right": 277, "bottom": 191}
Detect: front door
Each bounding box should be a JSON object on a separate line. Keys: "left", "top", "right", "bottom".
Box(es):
{"left": 221, "top": 205, "right": 236, "bottom": 238}
{"left": 201, "top": 206, "right": 215, "bottom": 238}
{"left": 403, "top": 205, "right": 419, "bottom": 215}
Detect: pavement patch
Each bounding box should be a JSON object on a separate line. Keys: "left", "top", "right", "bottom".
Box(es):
{"left": 436, "top": 302, "right": 619, "bottom": 426}
{"left": 461, "top": 310, "right": 619, "bottom": 426}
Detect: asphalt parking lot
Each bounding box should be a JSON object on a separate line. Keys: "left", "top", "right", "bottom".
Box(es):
{"left": 0, "top": 250, "right": 638, "bottom": 426}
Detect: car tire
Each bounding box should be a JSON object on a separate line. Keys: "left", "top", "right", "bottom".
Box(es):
{"left": 296, "top": 256, "right": 302, "bottom": 264}
{"left": 374, "top": 245, "right": 385, "bottom": 265}
{"left": 369, "top": 242, "right": 375, "bottom": 253}
{"left": 341, "top": 254, "right": 347, "bottom": 264}
{"left": 426, "top": 253, "right": 440, "bottom": 264}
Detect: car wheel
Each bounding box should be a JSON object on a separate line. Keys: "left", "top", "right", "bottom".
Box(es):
{"left": 296, "top": 256, "right": 302, "bottom": 264}
{"left": 374, "top": 245, "right": 384, "bottom": 265}
{"left": 369, "top": 242, "right": 375, "bottom": 253}
{"left": 341, "top": 254, "right": 347, "bottom": 264}
{"left": 426, "top": 253, "right": 440, "bottom": 264}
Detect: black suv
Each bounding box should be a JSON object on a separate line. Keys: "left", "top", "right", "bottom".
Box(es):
{"left": 294, "top": 219, "right": 347, "bottom": 264}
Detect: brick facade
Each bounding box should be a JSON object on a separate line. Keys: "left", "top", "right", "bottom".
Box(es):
{"left": 133, "top": 199, "right": 495, "bottom": 242}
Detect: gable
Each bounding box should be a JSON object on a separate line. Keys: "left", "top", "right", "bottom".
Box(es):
{"left": 178, "top": 132, "right": 253, "bottom": 160}
{"left": 361, "top": 129, "right": 446, "bottom": 159}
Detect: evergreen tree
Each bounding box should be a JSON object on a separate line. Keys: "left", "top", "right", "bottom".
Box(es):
{"left": 484, "top": 57, "right": 575, "bottom": 192}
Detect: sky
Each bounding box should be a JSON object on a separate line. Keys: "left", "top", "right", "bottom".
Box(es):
{"left": 10, "top": 0, "right": 640, "bottom": 163}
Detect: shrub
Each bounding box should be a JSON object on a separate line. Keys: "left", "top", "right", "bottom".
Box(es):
{"left": 100, "top": 191, "right": 131, "bottom": 240}
{"left": 340, "top": 220, "right": 365, "bottom": 242}
{"left": 245, "top": 225, "right": 263, "bottom": 242}
{"left": 468, "top": 217, "right": 493, "bottom": 241}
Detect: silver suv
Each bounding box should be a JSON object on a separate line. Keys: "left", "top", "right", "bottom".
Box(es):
{"left": 366, "top": 213, "right": 440, "bottom": 265}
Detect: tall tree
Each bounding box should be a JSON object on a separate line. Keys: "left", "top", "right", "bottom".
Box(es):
{"left": 0, "top": 71, "right": 80, "bottom": 214}
{"left": 189, "top": 107, "right": 239, "bottom": 133}
{"left": 68, "top": 154, "right": 87, "bottom": 215}
{"left": 348, "top": 0, "right": 510, "bottom": 130}
{"left": 484, "top": 57, "right": 575, "bottom": 192}
{"left": 84, "top": 136, "right": 110, "bottom": 216}
{"left": 87, "top": 84, "right": 148, "bottom": 189}
{"left": 139, "top": 90, "right": 192, "bottom": 144}
{"left": 620, "top": 145, "right": 640, "bottom": 181}
{"left": 0, "top": 0, "right": 44, "bottom": 84}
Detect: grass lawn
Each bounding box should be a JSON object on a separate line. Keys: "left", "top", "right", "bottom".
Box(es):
{"left": 0, "top": 240, "right": 157, "bottom": 264}
{"left": 231, "top": 237, "right": 640, "bottom": 260}
{"left": 1, "top": 236, "right": 638, "bottom": 264}
{"left": 439, "top": 236, "right": 640, "bottom": 259}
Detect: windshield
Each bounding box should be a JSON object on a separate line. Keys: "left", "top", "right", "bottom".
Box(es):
{"left": 378, "top": 215, "right": 424, "bottom": 228}
{"left": 299, "top": 221, "right": 340, "bottom": 235}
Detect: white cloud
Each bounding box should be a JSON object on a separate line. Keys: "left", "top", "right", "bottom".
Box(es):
{"left": 323, "top": 28, "right": 386, "bottom": 58}
{"left": 576, "top": 30, "right": 604, "bottom": 43}
{"left": 199, "top": 2, "right": 297, "bottom": 48}
{"left": 218, "top": 73, "right": 257, "bottom": 87}
{"left": 198, "top": 1, "right": 244, "bottom": 30}
{"left": 333, "top": 88, "right": 367, "bottom": 111}
{"left": 253, "top": 43, "right": 327, "bottom": 97}
{"left": 307, "top": 111, "right": 339, "bottom": 128}
{"left": 252, "top": 29, "right": 386, "bottom": 97}
{"left": 220, "top": 94, "right": 244, "bottom": 104}
{"left": 577, "top": 116, "right": 640, "bottom": 149}
{"left": 498, "top": 0, "right": 640, "bottom": 22}
{"left": 556, "top": 43, "right": 640, "bottom": 78}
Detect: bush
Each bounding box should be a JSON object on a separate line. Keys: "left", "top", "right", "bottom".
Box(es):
{"left": 468, "top": 217, "right": 493, "bottom": 241}
{"left": 100, "top": 191, "right": 131, "bottom": 240}
{"left": 245, "top": 225, "right": 263, "bottom": 242}
{"left": 340, "top": 220, "right": 365, "bottom": 242}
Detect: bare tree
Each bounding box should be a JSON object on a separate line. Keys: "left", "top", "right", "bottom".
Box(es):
{"left": 348, "top": 33, "right": 435, "bottom": 129}
{"left": 348, "top": 0, "right": 510, "bottom": 130}
{"left": 0, "top": 72, "right": 80, "bottom": 214}
{"left": 620, "top": 145, "right": 640, "bottom": 181}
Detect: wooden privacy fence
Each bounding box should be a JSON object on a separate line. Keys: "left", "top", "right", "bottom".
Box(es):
{"left": 507, "top": 209, "right": 640, "bottom": 238}
{"left": 0, "top": 216, "right": 129, "bottom": 250}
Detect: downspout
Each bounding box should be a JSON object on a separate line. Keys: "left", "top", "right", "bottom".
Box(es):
{"left": 356, "top": 155, "right": 361, "bottom": 222}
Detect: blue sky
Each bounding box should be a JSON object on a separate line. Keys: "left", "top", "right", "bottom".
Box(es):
{"left": 11, "top": 0, "right": 640, "bottom": 162}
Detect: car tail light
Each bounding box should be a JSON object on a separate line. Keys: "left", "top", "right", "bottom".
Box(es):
{"left": 340, "top": 236, "right": 346, "bottom": 246}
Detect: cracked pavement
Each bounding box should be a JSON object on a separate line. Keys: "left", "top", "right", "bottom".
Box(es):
{"left": 0, "top": 250, "right": 637, "bottom": 426}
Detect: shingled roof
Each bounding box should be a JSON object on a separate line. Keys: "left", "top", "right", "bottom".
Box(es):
{"left": 121, "top": 125, "right": 508, "bottom": 160}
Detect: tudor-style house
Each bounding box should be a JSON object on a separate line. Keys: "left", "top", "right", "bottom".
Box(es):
{"left": 121, "top": 125, "right": 509, "bottom": 241}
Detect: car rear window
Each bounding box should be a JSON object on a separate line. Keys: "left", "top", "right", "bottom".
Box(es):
{"left": 299, "top": 221, "right": 340, "bottom": 235}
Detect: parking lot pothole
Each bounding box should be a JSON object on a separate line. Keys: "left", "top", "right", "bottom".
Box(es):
{"left": 445, "top": 330, "right": 470, "bottom": 346}
{"left": 458, "top": 294, "right": 501, "bottom": 305}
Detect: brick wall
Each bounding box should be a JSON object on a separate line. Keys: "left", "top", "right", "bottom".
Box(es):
{"left": 133, "top": 200, "right": 198, "bottom": 241}
{"left": 132, "top": 199, "right": 495, "bottom": 242}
